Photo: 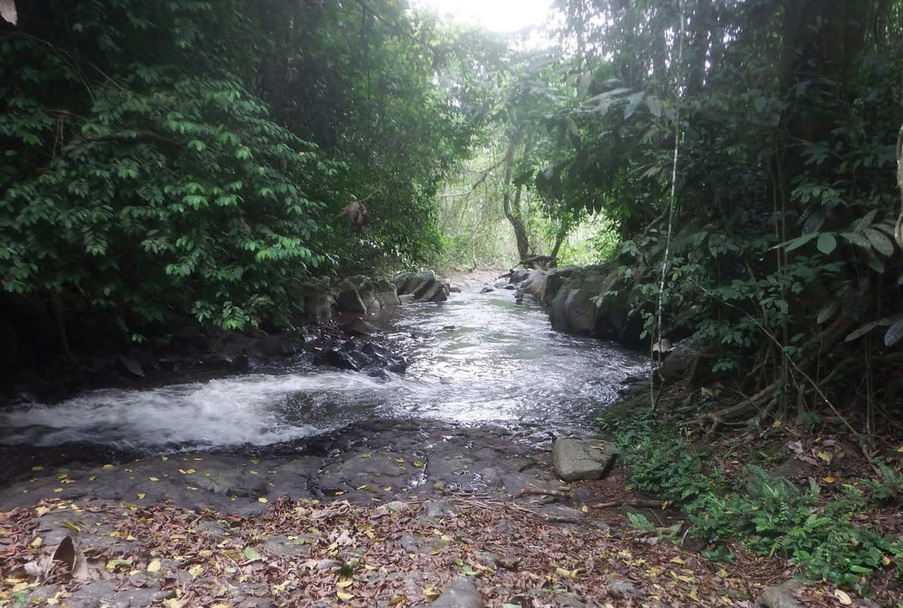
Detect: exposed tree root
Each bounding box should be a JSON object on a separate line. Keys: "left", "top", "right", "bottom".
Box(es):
{"left": 588, "top": 499, "right": 670, "bottom": 510}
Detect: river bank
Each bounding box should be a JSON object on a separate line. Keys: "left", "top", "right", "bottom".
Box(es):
{"left": 3, "top": 271, "right": 900, "bottom": 606}
{"left": 0, "top": 416, "right": 850, "bottom": 608}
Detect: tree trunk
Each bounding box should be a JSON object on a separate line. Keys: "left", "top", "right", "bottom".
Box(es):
{"left": 503, "top": 183, "right": 530, "bottom": 261}
{"left": 501, "top": 131, "right": 531, "bottom": 261}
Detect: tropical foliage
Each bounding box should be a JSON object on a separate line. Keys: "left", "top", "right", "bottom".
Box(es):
{"left": 0, "top": 0, "right": 482, "bottom": 345}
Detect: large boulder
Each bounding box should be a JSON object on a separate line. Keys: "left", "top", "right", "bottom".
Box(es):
{"left": 542, "top": 265, "right": 643, "bottom": 348}
{"left": 658, "top": 333, "right": 718, "bottom": 384}
{"left": 391, "top": 270, "right": 450, "bottom": 303}
{"left": 334, "top": 276, "right": 400, "bottom": 314}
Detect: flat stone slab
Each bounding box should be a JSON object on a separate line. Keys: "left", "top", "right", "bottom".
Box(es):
{"left": 0, "top": 419, "right": 578, "bottom": 520}
{"left": 552, "top": 438, "right": 618, "bottom": 482}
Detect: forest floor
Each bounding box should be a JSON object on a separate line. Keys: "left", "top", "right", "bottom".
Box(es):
{"left": 1, "top": 269, "right": 900, "bottom": 607}
{"left": 0, "top": 417, "right": 888, "bottom": 607}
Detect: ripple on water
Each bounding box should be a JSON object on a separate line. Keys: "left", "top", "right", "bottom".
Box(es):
{"left": 0, "top": 286, "right": 647, "bottom": 453}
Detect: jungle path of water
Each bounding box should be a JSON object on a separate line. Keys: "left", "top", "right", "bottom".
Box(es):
{"left": 0, "top": 274, "right": 648, "bottom": 514}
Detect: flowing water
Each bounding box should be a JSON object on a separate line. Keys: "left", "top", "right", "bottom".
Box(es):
{"left": 0, "top": 282, "right": 648, "bottom": 454}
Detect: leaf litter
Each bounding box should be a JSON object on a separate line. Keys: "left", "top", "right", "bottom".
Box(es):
{"left": 0, "top": 493, "right": 859, "bottom": 607}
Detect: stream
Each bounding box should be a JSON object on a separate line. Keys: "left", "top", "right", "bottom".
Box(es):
{"left": 0, "top": 280, "right": 648, "bottom": 456}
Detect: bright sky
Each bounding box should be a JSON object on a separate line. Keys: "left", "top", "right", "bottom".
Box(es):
{"left": 412, "top": 0, "right": 554, "bottom": 33}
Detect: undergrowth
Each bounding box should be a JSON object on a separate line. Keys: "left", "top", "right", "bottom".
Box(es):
{"left": 597, "top": 396, "right": 903, "bottom": 592}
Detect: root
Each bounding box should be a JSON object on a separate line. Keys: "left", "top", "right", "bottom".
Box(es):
{"left": 588, "top": 499, "right": 670, "bottom": 510}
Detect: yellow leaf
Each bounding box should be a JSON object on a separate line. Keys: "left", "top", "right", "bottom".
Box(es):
{"left": 30, "top": 536, "right": 43, "bottom": 548}
{"left": 822, "top": 476, "right": 836, "bottom": 484}
{"left": 258, "top": 497, "right": 268, "bottom": 503}
{"left": 137, "top": 493, "right": 146, "bottom": 500}
{"left": 102, "top": 464, "right": 115, "bottom": 470}
{"left": 35, "top": 506, "right": 50, "bottom": 516}
{"left": 179, "top": 468, "right": 196, "bottom": 475}
{"left": 53, "top": 488, "right": 63, "bottom": 493}
{"left": 163, "top": 599, "right": 182, "bottom": 608}
{"left": 896, "top": 446, "right": 903, "bottom": 453}
{"left": 62, "top": 520, "right": 80, "bottom": 532}
{"left": 336, "top": 591, "right": 354, "bottom": 601}
{"left": 833, "top": 589, "right": 852, "bottom": 605}
{"left": 31, "top": 466, "right": 44, "bottom": 472}
{"left": 423, "top": 588, "right": 440, "bottom": 599}
{"left": 771, "top": 421, "right": 782, "bottom": 428}
{"left": 89, "top": 476, "right": 97, "bottom": 481}
{"left": 555, "top": 567, "right": 576, "bottom": 579}
{"left": 361, "top": 453, "right": 372, "bottom": 458}
{"left": 149, "top": 476, "right": 160, "bottom": 482}
{"left": 337, "top": 577, "right": 353, "bottom": 588}
{"left": 188, "top": 564, "right": 204, "bottom": 577}
{"left": 670, "top": 557, "right": 685, "bottom": 565}
{"left": 413, "top": 461, "right": 425, "bottom": 468}
{"left": 161, "top": 455, "right": 168, "bottom": 461}
{"left": 249, "top": 459, "right": 259, "bottom": 464}
{"left": 817, "top": 452, "right": 831, "bottom": 462}
{"left": 147, "top": 559, "right": 162, "bottom": 573}
{"left": 716, "top": 568, "right": 728, "bottom": 578}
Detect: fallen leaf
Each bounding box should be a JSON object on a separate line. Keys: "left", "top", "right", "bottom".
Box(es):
{"left": 147, "top": 558, "right": 162, "bottom": 573}
{"left": 833, "top": 589, "right": 852, "bottom": 605}
{"left": 822, "top": 476, "right": 836, "bottom": 484}
{"left": 336, "top": 591, "right": 354, "bottom": 601}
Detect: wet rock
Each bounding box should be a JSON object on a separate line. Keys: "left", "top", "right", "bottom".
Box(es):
{"left": 117, "top": 355, "right": 145, "bottom": 378}
{"left": 509, "top": 269, "right": 530, "bottom": 284}
{"left": 549, "top": 265, "right": 640, "bottom": 345}
{"left": 480, "top": 286, "right": 494, "bottom": 294}
{"left": 334, "top": 275, "right": 400, "bottom": 314}
{"left": 392, "top": 270, "right": 450, "bottom": 303}
{"left": 431, "top": 577, "right": 484, "bottom": 608}
{"left": 320, "top": 338, "right": 407, "bottom": 374}
{"left": 552, "top": 438, "right": 618, "bottom": 482}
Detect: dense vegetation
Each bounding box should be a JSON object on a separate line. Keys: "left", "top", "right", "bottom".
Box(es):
{"left": 3, "top": 0, "right": 903, "bottom": 596}
{"left": 444, "top": 0, "right": 903, "bottom": 437}
{"left": 2, "top": 0, "right": 901, "bottom": 423}
{"left": 0, "top": 0, "right": 483, "bottom": 366}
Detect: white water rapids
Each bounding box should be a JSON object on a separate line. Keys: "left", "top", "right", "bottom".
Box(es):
{"left": 0, "top": 283, "right": 648, "bottom": 453}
